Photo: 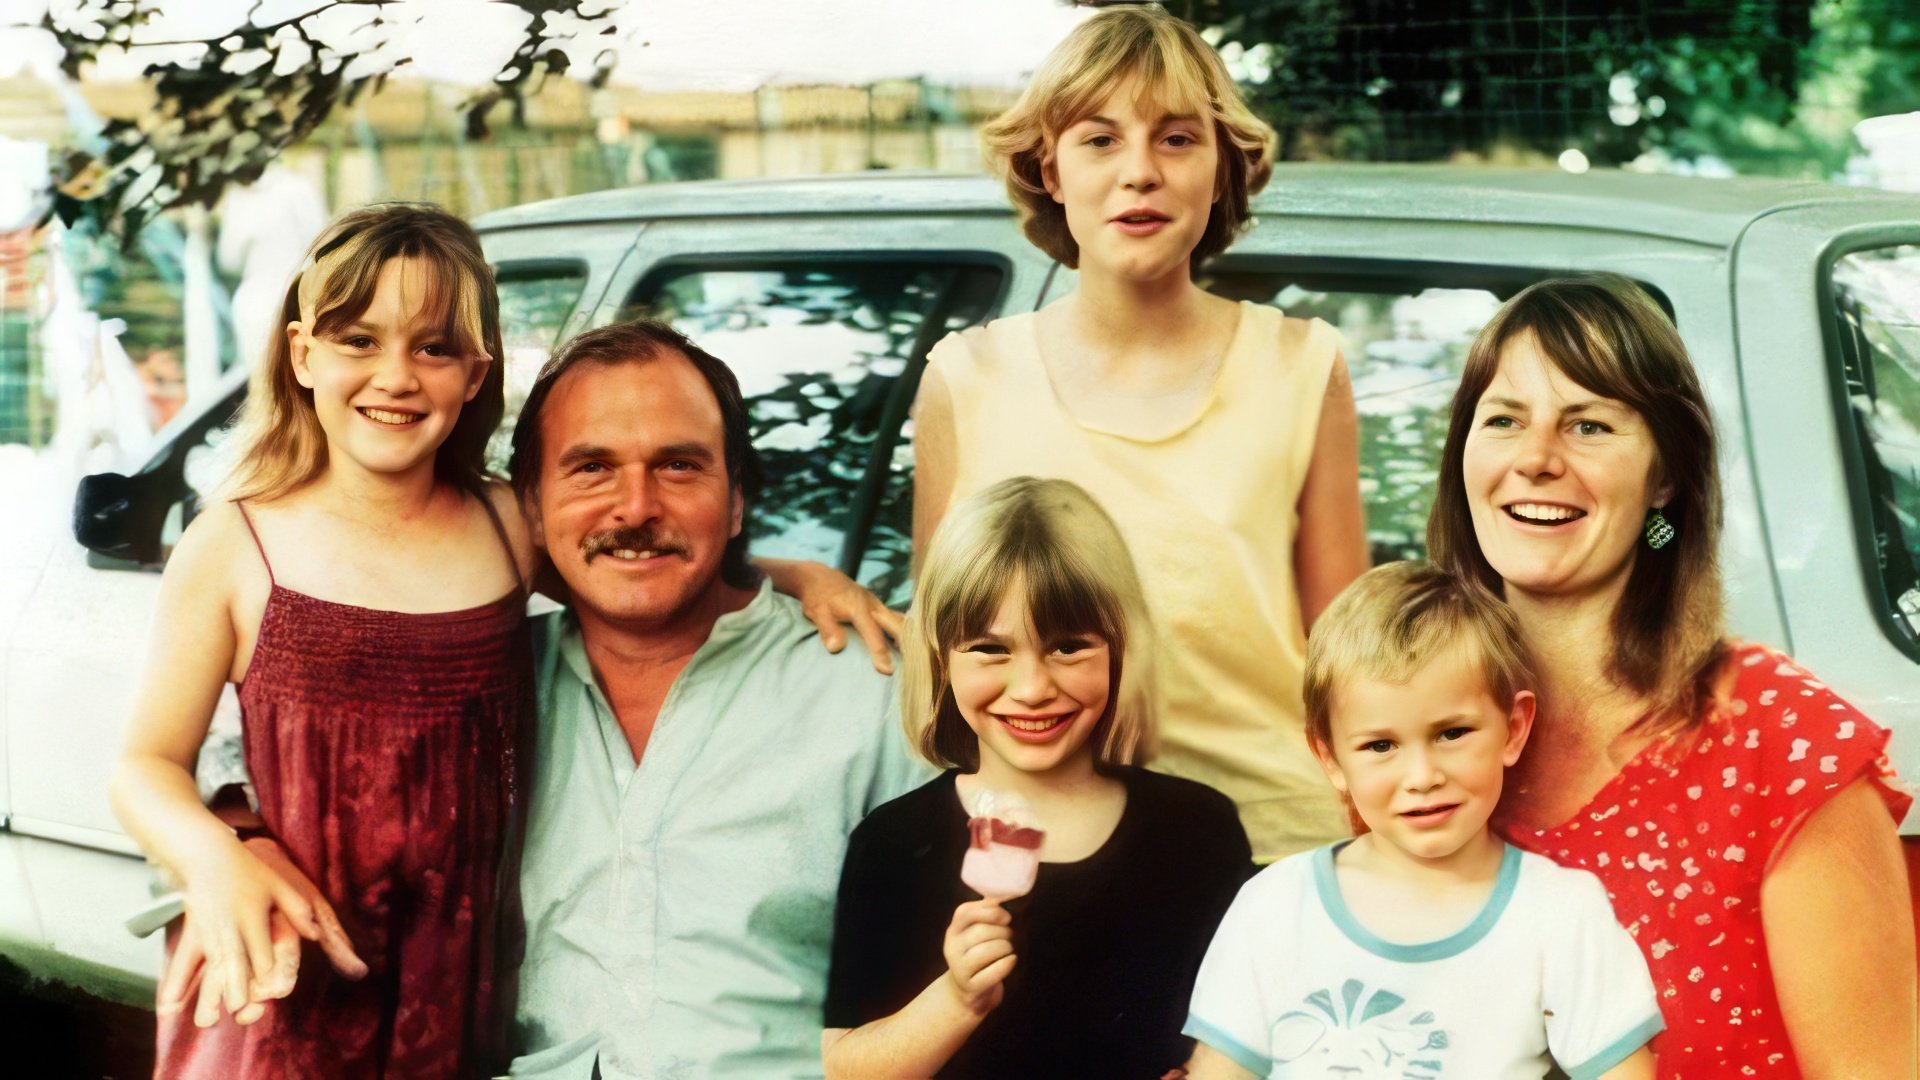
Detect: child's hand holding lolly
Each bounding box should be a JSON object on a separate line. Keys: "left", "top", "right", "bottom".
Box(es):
{"left": 939, "top": 789, "right": 1043, "bottom": 1017}
{"left": 940, "top": 898, "right": 1016, "bottom": 1015}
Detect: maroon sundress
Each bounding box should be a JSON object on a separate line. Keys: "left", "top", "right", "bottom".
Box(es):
{"left": 155, "top": 498, "right": 532, "bottom": 1078}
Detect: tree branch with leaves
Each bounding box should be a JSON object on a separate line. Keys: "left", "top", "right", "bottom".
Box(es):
{"left": 31, "top": 0, "right": 634, "bottom": 243}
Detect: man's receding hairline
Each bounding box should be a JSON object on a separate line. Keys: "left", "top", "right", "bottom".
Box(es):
{"left": 536, "top": 343, "right": 730, "bottom": 470}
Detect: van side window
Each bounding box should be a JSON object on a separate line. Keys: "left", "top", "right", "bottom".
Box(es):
{"left": 622, "top": 262, "right": 1004, "bottom": 602}
{"left": 491, "top": 261, "right": 588, "bottom": 471}
{"left": 1201, "top": 270, "right": 1505, "bottom": 564}
{"left": 1831, "top": 244, "right": 1920, "bottom": 655}
{"left": 1200, "top": 268, "right": 1675, "bottom": 566}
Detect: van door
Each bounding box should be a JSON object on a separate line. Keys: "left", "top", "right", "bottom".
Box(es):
{"left": 1734, "top": 203, "right": 1920, "bottom": 826}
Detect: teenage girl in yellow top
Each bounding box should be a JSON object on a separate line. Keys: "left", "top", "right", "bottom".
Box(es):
{"left": 911, "top": 6, "right": 1369, "bottom": 861}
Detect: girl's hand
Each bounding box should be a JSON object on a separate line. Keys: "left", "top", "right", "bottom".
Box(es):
{"left": 941, "top": 899, "right": 1015, "bottom": 1015}
{"left": 239, "top": 836, "right": 367, "bottom": 982}
{"left": 175, "top": 837, "right": 367, "bottom": 1023}
{"left": 159, "top": 908, "right": 299, "bottom": 1028}
{"left": 757, "top": 557, "right": 902, "bottom": 674}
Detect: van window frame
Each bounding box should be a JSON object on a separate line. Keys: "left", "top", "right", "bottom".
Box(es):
{"left": 620, "top": 251, "right": 1013, "bottom": 582}
{"left": 1820, "top": 233, "right": 1920, "bottom": 664}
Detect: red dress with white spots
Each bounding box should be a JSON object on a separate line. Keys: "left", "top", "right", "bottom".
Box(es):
{"left": 1503, "top": 642, "right": 1910, "bottom": 1078}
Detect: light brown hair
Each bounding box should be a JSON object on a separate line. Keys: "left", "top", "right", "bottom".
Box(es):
{"left": 223, "top": 203, "right": 504, "bottom": 503}
{"left": 1427, "top": 275, "right": 1726, "bottom": 735}
{"left": 981, "top": 4, "right": 1275, "bottom": 269}
{"left": 900, "top": 476, "right": 1157, "bottom": 771}
{"left": 1304, "top": 561, "right": 1537, "bottom": 749}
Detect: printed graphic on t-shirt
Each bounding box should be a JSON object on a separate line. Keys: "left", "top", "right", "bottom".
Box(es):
{"left": 1271, "top": 978, "right": 1448, "bottom": 1077}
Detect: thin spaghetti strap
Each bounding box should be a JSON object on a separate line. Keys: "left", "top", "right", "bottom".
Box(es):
{"left": 232, "top": 500, "right": 276, "bottom": 587}
{"left": 475, "top": 491, "right": 524, "bottom": 593}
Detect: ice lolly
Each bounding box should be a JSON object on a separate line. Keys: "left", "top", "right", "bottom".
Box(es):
{"left": 961, "top": 790, "right": 1045, "bottom": 900}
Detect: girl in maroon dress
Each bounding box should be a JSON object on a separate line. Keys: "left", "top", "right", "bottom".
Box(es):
{"left": 1427, "top": 275, "right": 1914, "bottom": 1077}
{"left": 110, "top": 204, "right": 534, "bottom": 1078}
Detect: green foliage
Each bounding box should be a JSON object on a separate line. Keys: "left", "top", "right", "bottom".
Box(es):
{"left": 1187, "top": 0, "right": 1917, "bottom": 171}
{"left": 42, "top": 1, "right": 622, "bottom": 245}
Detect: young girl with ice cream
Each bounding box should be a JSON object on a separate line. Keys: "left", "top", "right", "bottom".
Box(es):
{"left": 821, "top": 476, "right": 1251, "bottom": 1078}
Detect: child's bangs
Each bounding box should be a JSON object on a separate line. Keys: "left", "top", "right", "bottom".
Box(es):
{"left": 1041, "top": 25, "right": 1219, "bottom": 144}
{"left": 939, "top": 529, "right": 1125, "bottom": 653}
{"left": 308, "top": 238, "right": 490, "bottom": 361}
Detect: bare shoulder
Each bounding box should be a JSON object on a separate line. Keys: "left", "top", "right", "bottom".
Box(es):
{"left": 154, "top": 500, "right": 271, "bottom": 632}
{"left": 913, "top": 359, "right": 953, "bottom": 419}
{"left": 481, "top": 479, "right": 538, "bottom": 583}
{"left": 166, "top": 500, "right": 256, "bottom": 589}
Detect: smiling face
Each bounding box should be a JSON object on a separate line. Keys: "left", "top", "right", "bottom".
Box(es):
{"left": 1315, "top": 650, "right": 1534, "bottom": 870}
{"left": 289, "top": 256, "right": 489, "bottom": 483}
{"left": 1462, "top": 331, "right": 1672, "bottom": 606}
{"left": 529, "top": 353, "right": 743, "bottom": 630}
{"left": 1045, "top": 78, "right": 1219, "bottom": 284}
{"left": 946, "top": 584, "right": 1113, "bottom": 784}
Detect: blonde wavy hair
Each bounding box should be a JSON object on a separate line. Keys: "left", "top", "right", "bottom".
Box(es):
{"left": 900, "top": 476, "right": 1158, "bottom": 771}
{"left": 981, "top": 4, "right": 1276, "bottom": 269}
{"left": 222, "top": 203, "right": 504, "bottom": 503}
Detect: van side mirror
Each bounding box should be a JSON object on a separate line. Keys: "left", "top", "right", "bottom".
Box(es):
{"left": 73, "top": 469, "right": 180, "bottom": 568}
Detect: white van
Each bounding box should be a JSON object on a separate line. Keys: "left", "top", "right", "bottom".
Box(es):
{"left": 5, "top": 165, "right": 1917, "bottom": 998}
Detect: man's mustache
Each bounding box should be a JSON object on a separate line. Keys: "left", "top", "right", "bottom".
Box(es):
{"left": 580, "top": 525, "right": 689, "bottom": 563}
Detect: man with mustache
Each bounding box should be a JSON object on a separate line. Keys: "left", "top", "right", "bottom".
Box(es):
{"left": 151, "top": 319, "right": 922, "bottom": 1076}
{"left": 501, "top": 319, "right": 927, "bottom": 1078}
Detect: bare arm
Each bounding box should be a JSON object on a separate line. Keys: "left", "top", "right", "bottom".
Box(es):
{"left": 910, "top": 362, "right": 956, "bottom": 579}
{"left": 823, "top": 898, "right": 1012, "bottom": 1080}
{"left": 1292, "top": 351, "right": 1368, "bottom": 632}
{"left": 1596, "top": 1045, "right": 1655, "bottom": 1080}
{"left": 108, "top": 506, "right": 246, "bottom": 882}
{"left": 109, "top": 505, "right": 342, "bottom": 1019}
{"left": 1762, "top": 779, "right": 1917, "bottom": 1079}
{"left": 1183, "top": 1041, "right": 1261, "bottom": 1080}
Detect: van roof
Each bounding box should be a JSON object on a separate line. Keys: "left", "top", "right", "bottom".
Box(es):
{"left": 472, "top": 164, "right": 1920, "bottom": 248}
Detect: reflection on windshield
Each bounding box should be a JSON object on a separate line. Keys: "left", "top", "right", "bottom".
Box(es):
{"left": 638, "top": 265, "right": 1001, "bottom": 603}
{"left": 1833, "top": 245, "right": 1920, "bottom": 638}
{"left": 1204, "top": 273, "right": 1502, "bottom": 563}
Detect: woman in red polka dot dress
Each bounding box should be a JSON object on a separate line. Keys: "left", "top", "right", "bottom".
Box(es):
{"left": 1426, "top": 275, "right": 1914, "bottom": 1078}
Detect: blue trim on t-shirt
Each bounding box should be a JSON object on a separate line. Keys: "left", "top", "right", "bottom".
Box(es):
{"left": 1564, "top": 1012, "right": 1665, "bottom": 1080}
{"left": 1311, "top": 839, "right": 1522, "bottom": 962}
{"left": 1183, "top": 1013, "right": 1271, "bottom": 1078}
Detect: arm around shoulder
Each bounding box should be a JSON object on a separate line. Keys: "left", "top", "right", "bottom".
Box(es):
{"left": 1292, "top": 349, "right": 1368, "bottom": 631}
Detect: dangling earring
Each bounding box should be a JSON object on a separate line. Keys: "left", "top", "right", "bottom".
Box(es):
{"left": 1645, "top": 507, "right": 1676, "bottom": 550}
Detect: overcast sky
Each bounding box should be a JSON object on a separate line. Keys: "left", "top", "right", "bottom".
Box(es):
{"left": 80, "top": 0, "right": 1096, "bottom": 90}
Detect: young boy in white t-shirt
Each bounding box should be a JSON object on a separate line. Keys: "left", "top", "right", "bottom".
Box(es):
{"left": 1183, "top": 562, "right": 1662, "bottom": 1080}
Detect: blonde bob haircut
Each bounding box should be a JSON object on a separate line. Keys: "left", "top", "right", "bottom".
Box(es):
{"left": 981, "top": 4, "right": 1276, "bottom": 269}
{"left": 1427, "top": 276, "right": 1725, "bottom": 738}
{"left": 222, "top": 203, "right": 504, "bottom": 503}
{"left": 900, "top": 476, "right": 1158, "bottom": 772}
{"left": 1304, "top": 561, "right": 1538, "bottom": 750}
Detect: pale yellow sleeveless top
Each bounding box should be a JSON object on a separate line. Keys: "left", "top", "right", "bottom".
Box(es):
{"left": 932, "top": 300, "right": 1349, "bottom": 860}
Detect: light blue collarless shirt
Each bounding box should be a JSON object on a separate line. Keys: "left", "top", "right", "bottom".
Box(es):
{"left": 509, "top": 581, "right": 931, "bottom": 1080}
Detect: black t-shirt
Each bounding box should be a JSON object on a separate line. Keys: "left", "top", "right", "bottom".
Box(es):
{"left": 824, "top": 767, "right": 1253, "bottom": 1079}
